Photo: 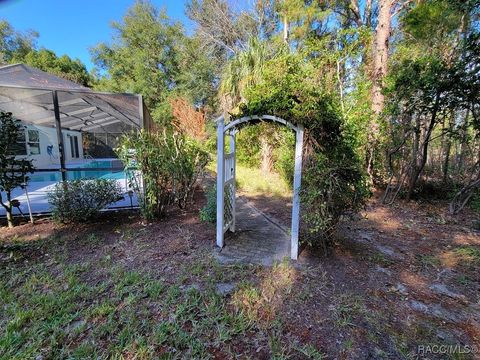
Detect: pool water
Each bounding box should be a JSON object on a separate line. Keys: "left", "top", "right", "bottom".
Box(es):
{"left": 29, "top": 170, "right": 126, "bottom": 182}
{"left": 29, "top": 159, "right": 126, "bottom": 182}
{"left": 82, "top": 160, "right": 121, "bottom": 169}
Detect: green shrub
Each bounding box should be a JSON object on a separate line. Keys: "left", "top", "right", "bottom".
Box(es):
{"left": 117, "top": 130, "right": 209, "bottom": 220}
{"left": 199, "top": 185, "right": 216, "bottom": 223}
{"left": 470, "top": 189, "right": 480, "bottom": 213}
{"left": 48, "top": 179, "right": 123, "bottom": 223}
{"left": 235, "top": 126, "right": 261, "bottom": 167}
{"left": 302, "top": 145, "right": 370, "bottom": 249}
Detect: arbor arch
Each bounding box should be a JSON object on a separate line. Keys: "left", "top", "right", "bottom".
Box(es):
{"left": 216, "top": 114, "right": 304, "bottom": 260}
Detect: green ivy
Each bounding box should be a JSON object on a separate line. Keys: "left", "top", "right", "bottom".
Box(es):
{"left": 199, "top": 185, "right": 216, "bottom": 223}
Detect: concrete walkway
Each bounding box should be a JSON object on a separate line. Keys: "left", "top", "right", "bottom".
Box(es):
{"left": 214, "top": 197, "right": 291, "bottom": 266}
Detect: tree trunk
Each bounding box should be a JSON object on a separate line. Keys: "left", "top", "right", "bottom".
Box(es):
{"left": 406, "top": 115, "right": 421, "bottom": 199}
{"left": 260, "top": 134, "right": 273, "bottom": 174}
{"left": 442, "top": 114, "right": 454, "bottom": 183}
{"left": 457, "top": 109, "right": 470, "bottom": 173}
{"left": 442, "top": 140, "right": 451, "bottom": 183}
{"left": 439, "top": 117, "right": 446, "bottom": 168}
{"left": 366, "top": 0, "right": 394, "bottom": 180}
{"left": 406, "top": 95, "right": 440, "bottom": 200}
{"left": 283, "top": 14, "right": 289, "bottom": 44}
{"left": 371, "top": 0, "right": 394, "bottom": 118}
{"left": 6, "top": 209, "right": 14, "bottom": 228}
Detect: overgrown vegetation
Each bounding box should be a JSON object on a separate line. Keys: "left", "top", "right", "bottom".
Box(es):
{"left": 238, "top": 54, "right": 369, "bottom": 248}
{"left": 1, "top": 2, "right": 479, "bottom": 357}
{"left": 48, "top": 179, "right": 122, "bottom": 223}
{"left": 1, "top": 195, "right": 478, "bottom": 358}
{"left": 117, "top": 129, "right": 209, "bottom": 220}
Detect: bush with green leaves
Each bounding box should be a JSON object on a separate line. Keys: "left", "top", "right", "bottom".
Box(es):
{"left": 48, "top": 179, "right": 123, "bottom": 223}
{"left": 301, "top": 143, "right": 370, "bottom": 249}
{"left": 117, "top": 129, "right": 209, "bottom": 220}
{"left": 199, "top": 185, "right": 216, "bottom": 223}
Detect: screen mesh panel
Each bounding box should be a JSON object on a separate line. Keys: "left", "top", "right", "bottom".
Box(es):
{"left": 0, "top": 65, "right": 150, "bottom": 215}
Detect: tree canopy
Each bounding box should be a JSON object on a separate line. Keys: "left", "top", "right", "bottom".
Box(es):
{"left": 0, "top": 20, "right": 92, "bottom": 86}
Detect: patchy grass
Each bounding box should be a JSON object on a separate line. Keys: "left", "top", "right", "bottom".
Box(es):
{"left": 231, "top": 260, "right": 295, "bottom": 327}
{"left": 370, "top": 252, "right": 395, "bottom": 267}
{"left": 0, "top": 249, "right": 289, "bottom": 358}
{"left": 0, "top": 219, "right": 316, "bottom": 359}
{"left": 207, "top": 161, "right": 291, "bottom": 197}
{"left": 1, "top": 185, "right": 479, "bottom": 359}
{"left": 330, "top": 294, "right": 366, "bottom": 328}
{"left": 416, "top": 253, "right": 442, "bottom": 270}
{"left": 439, "top": 245, "right": 480, "bottom": 268}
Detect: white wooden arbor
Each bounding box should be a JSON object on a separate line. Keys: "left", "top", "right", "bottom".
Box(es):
{"left": 216, "top": 114, "right": 304, "bottom": 260}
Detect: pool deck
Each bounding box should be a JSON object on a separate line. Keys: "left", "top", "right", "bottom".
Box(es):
{"left": 0, "top": 179, "right": 139, "bottom": 217}
{"left": 0, "top": 159, "right": 138, "bottom": 217}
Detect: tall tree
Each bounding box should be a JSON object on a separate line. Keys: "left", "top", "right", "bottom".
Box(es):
{"left": 92, "top": 2, "right": 183, "bottom": 115}
{"left": 0, "top": 20, "right": 37, "bottom": 65}
{"left": 219, "top": 37, "right": 277, "bottom": 172}
{"left": 383, "top": 0, "right": 479, "bottom": 202}
{"left": 0, "top": 20, "right": 91, "bottom": 86}
{"left": 371, "top": 0, "right": 394, "bottom": 118}
{"left": 23, "top": 49, "right": 91, "bottom": 86}
{"left": 186, "top": 0, "right": 257, "bottom": 57}
{"left": 92, "top": 1, "right": 216, "bottom": 122}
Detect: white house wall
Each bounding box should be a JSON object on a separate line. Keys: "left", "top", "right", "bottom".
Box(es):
{"left": 16, "top": 123, "right": 83, "bottom": 169}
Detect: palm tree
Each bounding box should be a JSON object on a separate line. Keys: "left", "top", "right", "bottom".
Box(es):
{"left": 219, "top": 37, "right": 273, "bottom": 113}
{"left": 219, "top": 37, "right": 282, "bottom": 173}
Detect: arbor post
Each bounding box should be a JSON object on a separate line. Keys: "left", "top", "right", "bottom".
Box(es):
{"left": 291, "top": 124, "right": 304, "bottom": 260}
{"left": 229, "top": 132, "right": 236, "bottom": 232}
{"left": 216, "top": 116, "right": 225, "bottom": 248}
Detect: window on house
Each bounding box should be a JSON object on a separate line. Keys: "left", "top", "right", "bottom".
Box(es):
{"left": 27, "top": 130, "right": 40, "bottom": 155}
{"left": 11, "top": 129, "right": 27, "bottom": 155}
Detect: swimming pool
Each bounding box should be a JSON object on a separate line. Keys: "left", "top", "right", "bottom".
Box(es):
{"left": 29, "top": 159, "right": 126, "bottom": 182}
{"left": 29, "top": 170, "right": 126, "bottom": 182}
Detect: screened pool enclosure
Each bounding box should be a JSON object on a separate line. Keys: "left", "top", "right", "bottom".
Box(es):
{"left": 0, "top": 64, "right": 153, "bottom": 217}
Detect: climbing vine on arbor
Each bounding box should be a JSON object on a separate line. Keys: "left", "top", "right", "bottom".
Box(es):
{"left": 239, "top": 54, "right": 369, "bottom": 249}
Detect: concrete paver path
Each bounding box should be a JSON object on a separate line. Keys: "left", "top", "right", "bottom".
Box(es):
{"left": 214, "top": 197, "right": 290, "bottom": 266}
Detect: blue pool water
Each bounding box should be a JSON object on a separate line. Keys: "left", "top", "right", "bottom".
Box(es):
{"left": 29, "top": 170, "right": 126, "bottom": 182}
{"left": 81, "top": 160, "right": 118, "bottom": 169}
{"left": 29, "top": 160, "right": 126, "bottom": 182}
